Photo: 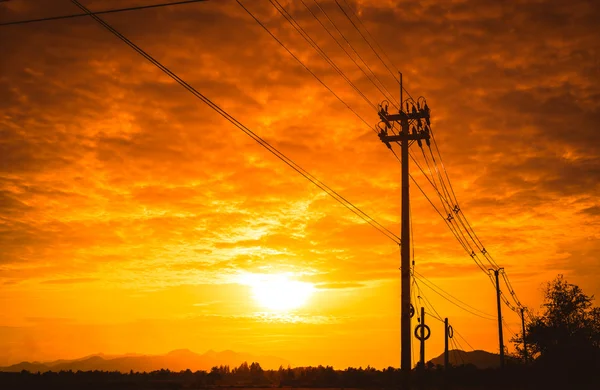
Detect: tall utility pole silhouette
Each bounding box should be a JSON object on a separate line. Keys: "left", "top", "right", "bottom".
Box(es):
{"left": 490, "top": 268, "right": 505, "bottom": 369}
{"left": 377, "top": 74, "right": 431, "bottom": 386}
{"left": 521, "top": 307, "right": 528, "bottom": 364}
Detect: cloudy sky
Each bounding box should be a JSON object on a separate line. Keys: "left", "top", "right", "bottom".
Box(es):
{"left": 1, "top": 0, "right": 599, "bottom": 368}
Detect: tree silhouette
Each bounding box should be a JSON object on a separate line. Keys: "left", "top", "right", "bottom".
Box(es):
{"left": 512, "top": 275, "right": 600, "bottom": 374}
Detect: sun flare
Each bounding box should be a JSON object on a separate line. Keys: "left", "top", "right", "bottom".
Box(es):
{"left": 240, "top": 273, "right": 315, "bottom": 311}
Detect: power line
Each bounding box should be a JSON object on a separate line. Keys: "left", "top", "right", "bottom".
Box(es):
{"left": 312, "top": 0, "right": 399, "bottom": 107}
{"left": 413, "top": 270, "right": 495, "bottom": 320}
{"left": 236, "top": 0, "right": 376, "bottom": 134}
{"left": 238, "top": 0, "right": 456, "bottom": 275}
{"left": 333, "top": 0, "right": 398, "bottom": 85}
{"left": 408, "top": 149, "right": 491, "bottom": 274}
{"left": 339, "top": 0, "right": 399, "bottom": 82}
{"left": 413, "top": 277, "right": 444, "bottom": 323}
{"left": 267, "top": 0, "right": 377, "bottom": 112}
{"left": 425, "top": 127, "right": 512, "bottom": 278}
{"left": 501, "top": 269, "right": 524, "bottom": 308}
{"left": 417, "top": 147, "right": 494, "bottom": 275}
{"left": 411, "top": 148, "right": 491, "bottom": 274}
{"left": 0, "top": 0, "right": 207, "bottom": 27}
{"left": 503, "top": 318, "right": 518, "bottom": 340}
{"left": 299, "top": 0, "right": 399, "bottom": 109}
{"left": 452, "top": 333, "right": 468, "bottom": 358}
{"left": 332, "top": 0, "right": 416, "bottom": 106}
{"left": 430, "top": 127, "right": 501, "bottom": 268}
{"left": 453, "top": 327, "right": 476, "bottom": 351}
{"left": 391, "top": 134, "right": 502, "bottom": 294}
{"left": 238, "top": 0, "right": 448, "bottom": 255}
{"left": 410, "top": 124, "right": 527, "bottom": 312}
{"left": 69, "top": 0, "right": 401, "bottom": 245}
{"left": 450, "top": 338, "right": 464, "bottom": 364}
{"left": 415, "top": 274, "right": 495, "bottom": 321}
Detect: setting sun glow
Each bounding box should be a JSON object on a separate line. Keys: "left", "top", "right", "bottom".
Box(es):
{"left": 241, "top": 273, "right": 315, "bottom": 311}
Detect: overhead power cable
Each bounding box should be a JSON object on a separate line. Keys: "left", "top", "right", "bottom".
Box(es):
{"left": 410, "top": 152, "right": 490, "bottom": 274}
{"left": 453, "top": 328, "right": 476, "bottom": 351}
{"left": 299, "top": 0, "right": 399, "bottom": 109}
{"left": 408, "top": 123, "right": 526, "bottom": 313}
{"left": 413, "top": 270, "right": 495, "bottom": 320}
{"left": 236, "top": 0, "right": 377, "bottom": 135}
{"left": 452, "top": 333, "right": 469, "bottom": 356}
{"left": 311, "top": 0, "right": 399, "bottom": 108}
{"left": 267, "top": 0, "right": 377, "bottom": 112}
{"left": 340, "top": 0, "right": 399, "bottom": 82}
{"left": 334, "top": 0, "right": 416, "bottom": 104}
{"left": 425, "top": 126, "right": 510, "bottom": 278}
{"left": 0, "top": 0, "right": 207, "bottom": 27}
{"left": 390, "top": 145, "right": 493, "bottom": 277}
{"left": 333, "top": 0, "right": 398, "bottom": 85}
{"left": 501, "top": 269, "right": 524, "bottom": 308}
{"left": 450, "top": 338, "right": 465, "bottom": 364}
{"left": 503, "top": 318, "right": 518, "bottom": 339}
{"left": 69, "top": 0, "right": 400, "bottom": 245}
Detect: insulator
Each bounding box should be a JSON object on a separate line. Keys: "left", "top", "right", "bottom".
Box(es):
{"left": 424, "top": 103, "right": 429, "bottom": 111}
{"left": 424, "top": 125, "right": 430, "bottom": 133}
{"left": 406, "top": 102, "right": 409, "bottom": 112}
{"left": 412, "top": 105, "right": 417, "bottom": 114}
{"left": 425, "top": 138, "right": 430, "bottom": 147}
{"left": 426, "top": 117, "right": 431, "bottom": 126}
{"left": 411, "top": 126, "right": 416, "bottom": 134}
{"left": 417, "top": 139, "right": 422, "bottom": 147}
{"left": 417, "top": 102, "right": 421, "bottom": 110}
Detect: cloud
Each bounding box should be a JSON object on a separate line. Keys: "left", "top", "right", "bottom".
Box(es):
{"left": 40, "top": 278, "right": 99, "bottom": 285}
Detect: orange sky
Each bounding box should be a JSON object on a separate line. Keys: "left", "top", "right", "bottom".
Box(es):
{"left": 1, "top": 0, "right": 599, "bottom": 369}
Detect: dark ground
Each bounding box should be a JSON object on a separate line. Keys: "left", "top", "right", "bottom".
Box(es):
{"left": 1, "top": 364, "right": 599, "bottom": 390}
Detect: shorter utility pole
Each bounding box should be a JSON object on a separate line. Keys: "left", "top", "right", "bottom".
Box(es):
{"left": 444, "top": 318, "right": 450, "bottom": 370}
{"left": 490, "top": 268, "right": 505, "bottom": 369}
{"left": 414, "top": 306, "right": 431, "bottom": 371}
{"left": 420, "top": 307, "right": 426, "bottom": 367}
{"left": 521, "top": 307, "right": 528, "bottom": 364}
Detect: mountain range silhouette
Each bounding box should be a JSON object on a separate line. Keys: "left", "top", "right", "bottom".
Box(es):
{"left": 428, "top": 349, "right": 501, "bottom": 369}
{"left": 0, "top": 349, "right": 505, "bottom": 373}
{"left": 0, "top": 349, "right": 290, "bottom": 373}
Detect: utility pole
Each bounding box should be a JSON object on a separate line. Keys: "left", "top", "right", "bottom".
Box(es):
{"left": 419, "top": 307, "right": 426, "bottom": 367}
{"left": 444, "top": 318, "right": 449, "bottom": 370}
{"left": 377, "top": 73, "right": 431, "bottom": 388}
{"left": 521, "top": 307, "right": 528, "bottom": 364}
{"left": 490, "top": 268, "right": 505, "bottom": 369}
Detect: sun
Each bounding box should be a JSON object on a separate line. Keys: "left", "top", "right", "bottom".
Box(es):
{"left": 240, "top": 273, "right": 315, "bottom": 311}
